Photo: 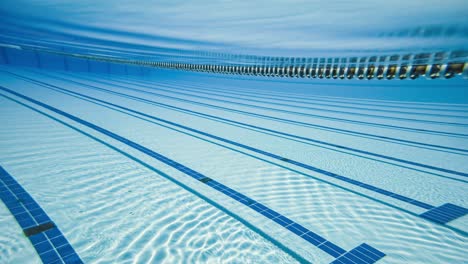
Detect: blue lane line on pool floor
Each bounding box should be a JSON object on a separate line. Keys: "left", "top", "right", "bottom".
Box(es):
{"left": 132, "top": 77, "right": 468, "bottom": 119}
{"left": 117, "top": 73, "right": 468, "bottom": 115}
{"left": 34, "top": 71, "right": 468, "bottom": 178}
{"left": 0, "top": 92, "right": 310, "bottom": 264}
{"left": 56, "top": 83, "right": 467, "bottom": 223}
{"left": 57, "top": 71, "right": 468, "bottom": 154}
{"left": 27, "top": 69, "right": 465, "bottom": 154}
{"left": 0, "top": 86, "right": 386, "bottom": 263}
{"left": 11, "top": 74, "right": 464, "bottom": 224}
{"left": 148, "top": 81, "right": 468, "bottom": 127}
{"left": 77, "top": 73, "right": 468, "bottom": 127}
{"left": 331, "top": 243, "right": 386, "bottom": 264}
{"left": 420, "top": 203, "right": 468, "bottom": 224}
{"left": 6, "top": 72, "right": 468, "bottom": 226}
{"left": 76, "top": 74, "right": 467, "bottom": 137}
{"left": 0, "top": 166, "right": 82, "bottom": 264}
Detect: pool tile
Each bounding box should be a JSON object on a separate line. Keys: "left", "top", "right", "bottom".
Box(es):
{"left": 318, "top": 241, "right": 346, "bottom": 258}
{"left": 420, "top": 203, "right": 468, "bottom": 224}
{"left": 29, "top": 232, "right": 47, "bottom": 245}
{"left": 45, "top": 227, "right": 62, "bottom": 239}
{"left": 34, "top": 213, "right": 52, "bottom": 224}
{"left": 286, "top": 223, "right": 308, "bottom": 236}
{"left": 51, "top": 235, "right": 69, "bottom": 248}
{"left": 34, "top": 240, "right": 54, "bottom": 255}
{"left": 259, "top": 208, "right": 280, "bottom": 219}
{"left": 272, "top": 215, "right": 293, "bottom": 227}
{"left": 56, "top": 244, "right": 76, "bottom": 258}
{"left": 39, "top": 249, "right": 61, "bottom": 263}
{"left": 63, "top": 253, "right": 84, "bottom": 264}
{"left": 301, "top": 231, "right": 326, "bottom": 246}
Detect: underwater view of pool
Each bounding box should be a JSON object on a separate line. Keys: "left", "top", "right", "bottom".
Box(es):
{"left": 0, "top": 1, "right": 467, "bottom": 263}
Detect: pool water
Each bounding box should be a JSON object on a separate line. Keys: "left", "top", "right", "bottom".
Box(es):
{"left": 0, "top": 1, "right": 467, "bottom": 264}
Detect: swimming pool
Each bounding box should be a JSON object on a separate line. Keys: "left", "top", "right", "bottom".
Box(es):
{"left": 1, "top": 1, "right": 467, "bottom": 263}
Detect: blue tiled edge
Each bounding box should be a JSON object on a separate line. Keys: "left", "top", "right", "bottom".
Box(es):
{"left": 0, "top": 166, "right": 83, "bottom": 264}
{"left": 0, "top": 87, "right": 386, "bottom": 263}
{"left": 420, "top": 203, "right": 468, "bottom": 224}
{"left": 331, "top": 243, "right": 386, "bottom": 264}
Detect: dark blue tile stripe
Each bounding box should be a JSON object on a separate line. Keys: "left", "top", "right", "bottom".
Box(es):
{"left": 0, "top": 86, "right": 385, "bottom": 262}
{"left": 34, "top": 70, "right": 468, "bottom": 154}
{"left": 331, "top": 243, "right": 386, "bottom": 264}
{"left": 0, "top": 166, "right": 82, "bottom": 264}
{"left": 420, "top": 203, "right": 468, "bottom": 224}
{"left": 319, "top": 241, "right": 347, "bottom": 258}
{"left": 8, "top": 73, "right": 467, "bottom": 223}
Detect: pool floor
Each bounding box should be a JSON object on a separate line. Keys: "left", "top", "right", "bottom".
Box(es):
{"left": 0, "top": 65, "right": 467, "bottom": 263}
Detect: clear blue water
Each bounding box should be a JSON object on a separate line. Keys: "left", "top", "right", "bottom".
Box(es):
{"left": 0, "top": 1, "right": 467, "bottom": 264}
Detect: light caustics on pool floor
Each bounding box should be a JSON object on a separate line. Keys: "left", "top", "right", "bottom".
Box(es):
{"left": 0, "top": 65, "right": 467, "bottom": 264}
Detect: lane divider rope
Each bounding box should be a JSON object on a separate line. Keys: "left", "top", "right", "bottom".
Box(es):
{"left": 2, "top": 45, "right": 467, "bottom": 80}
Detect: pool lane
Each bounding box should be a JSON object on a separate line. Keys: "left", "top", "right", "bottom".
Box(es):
{"left": 134, "top": 80, "right": 468, "bottom": 126}
{"left": 70, "top": 75, "right": 466, "bottom": 137}
{"left": 5, "top": 73, "right": 468, "bottom": 228}
{"left": 57, "top": 71, "right": 468, "bottom": 154}
{"left": 0, "top": 93, "right": 302, "bottom": 263}
{"left": 0, "top": 166, "right": 82, "bottom": 264}
{"left": 130, "top": 77, "right": 468, "bottom": 119}
{"left": 27, "top": 71, "right": 468, "bottom": 178}
{"left": 120, "top": 73, "right": 468, "bottom": 113}
{"left": 0, "top": 86, "right": 387, "bottom": 264}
